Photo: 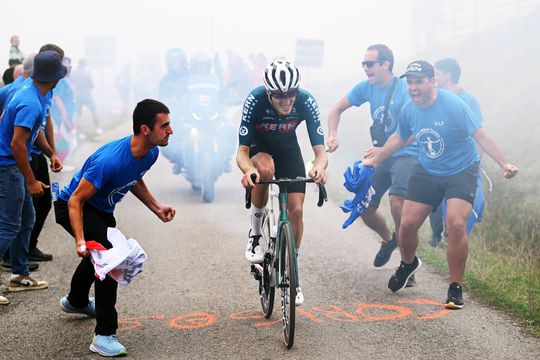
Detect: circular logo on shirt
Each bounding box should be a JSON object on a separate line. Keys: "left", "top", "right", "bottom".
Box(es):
{"left": 417, "top": 128, "right": 444, "bottom": 159}
{"left": 239, "top": 126, "right": 249, "bottom": 136}
{"left": 317, "top": 126, "right": 324, "bottom": 136}
{"left": 373, "top": 106, "right": 396, "bottom": 133}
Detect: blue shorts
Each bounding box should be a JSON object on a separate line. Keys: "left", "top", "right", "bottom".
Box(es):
{"left": 370, "top": 155, "right": 417, "bottom": 208}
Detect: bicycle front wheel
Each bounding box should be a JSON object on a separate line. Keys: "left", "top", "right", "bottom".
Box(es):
{"left": 260, "top": 211, "right": 275, "bottom": 318}
{"left": 278, "top": 222, "right": 296, "bottom": 349}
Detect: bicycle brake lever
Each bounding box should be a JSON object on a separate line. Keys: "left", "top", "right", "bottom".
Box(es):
{"left": 245, "top": 173, "right": 258, "bottom": 209}
{"left": 245, "top": 185, "right": 252, "bottom": 209}
{"left": 317, "top": 183, "right": 328, "bottom": 207}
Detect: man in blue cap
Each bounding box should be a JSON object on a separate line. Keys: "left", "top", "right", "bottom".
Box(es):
{"left": 0, "top": 50, "right": 65, "bottom": 305}
{"left": 364, "top": 60, "right": 518, "bottom": 309}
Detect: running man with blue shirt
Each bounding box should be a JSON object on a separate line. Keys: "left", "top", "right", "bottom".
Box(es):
{"left": 54, "top": 99, "right": 175, "bottom": 357}
{"left": 428, "top": 58, "right": 485, "bottom": 247}
{"left": 364, "top": 60, "right": 518, "bottom": 309}
{"left": 327, "top": 44, "right": 418, "bottom": 272}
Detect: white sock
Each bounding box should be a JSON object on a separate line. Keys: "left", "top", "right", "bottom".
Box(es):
{"left": 296, "top": 248, "right": 300, "bottom": 257}
{"left": 250, "top": 206, "right": 265, "bottom": 236}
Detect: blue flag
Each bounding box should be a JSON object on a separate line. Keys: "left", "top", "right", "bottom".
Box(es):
{"left": 341, "top": 160, "right": 376, "bottom": 229}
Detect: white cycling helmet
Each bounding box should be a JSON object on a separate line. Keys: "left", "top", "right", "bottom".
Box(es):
{"left": 263, "top": 59, "right": 300, "bottom": 97}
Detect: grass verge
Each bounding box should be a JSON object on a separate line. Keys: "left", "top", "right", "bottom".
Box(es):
{"left": 418, "top": 228, "right": 540, "bottom": 337}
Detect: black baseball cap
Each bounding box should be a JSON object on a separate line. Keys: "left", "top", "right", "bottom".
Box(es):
{"left": 399, "top": 60, "right": 435, "bottom": 78}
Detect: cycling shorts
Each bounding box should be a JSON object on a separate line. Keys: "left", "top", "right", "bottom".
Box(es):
{"left": 249, "top": 140, "right": 306, "bottom": 194}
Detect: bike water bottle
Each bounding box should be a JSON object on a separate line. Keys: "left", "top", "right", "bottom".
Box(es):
{"left": 51, "top": 182, "right": 59, "bottom": 201}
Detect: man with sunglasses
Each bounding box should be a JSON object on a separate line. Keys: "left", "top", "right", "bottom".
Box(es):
{"left": 237, "top": 59, "right": 327, "bottom": 306}
{"left": 363, "top": 60, "right": 518, "bottom": 309}
{"left": 327, "top": 44, "right": 418, "bottom": 274}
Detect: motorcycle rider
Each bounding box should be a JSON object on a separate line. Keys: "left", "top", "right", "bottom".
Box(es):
{"left": 184, "top": 53, "right": 235, "bottom": 176}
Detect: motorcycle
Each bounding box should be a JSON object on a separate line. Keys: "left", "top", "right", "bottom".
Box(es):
{"left": 180, "top": 95, "right": 234, "bottom": 203}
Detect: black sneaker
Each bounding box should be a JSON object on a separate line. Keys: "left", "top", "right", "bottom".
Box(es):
{"left": 445, "top": 282, "right": 464, "bottom": 309}
{"left": 1, "top": 259, "right": 40, "bottom": 271}
{"left": 388, "top": 257, "right": 422, "bottom": 292}
{"left": 373, "top": 233, "right": 398, "bottom": 267}
{"left": 405, "top": 274, "right": 416, "bottom": 288}
{"left": 28, "top": 247, "right": 53, "bottom": 262}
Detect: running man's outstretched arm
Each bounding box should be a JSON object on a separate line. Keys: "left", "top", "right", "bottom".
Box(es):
{"left": 363, "top": 133, "right": 410, "bottom": 168}
{"left": 326, "top": 96, "right": 353, "bottom": 152}
{"left": 130, "top": 179, "right": 176, "bottom": 222}
{"left": 473, "top": 127, "right": 518, "bottom": 178}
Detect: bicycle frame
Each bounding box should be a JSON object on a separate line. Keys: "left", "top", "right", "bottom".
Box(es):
{"left": 273, "top": 186, "right": 298, "bottom": 289}
{"left": 246, "top": 177, "right": 327, "bottom": 289}
{"left": 245, "top": 176, "right": 327, "bottom": 348}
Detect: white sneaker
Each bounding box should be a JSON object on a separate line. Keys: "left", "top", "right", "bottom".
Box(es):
{"left": 295, "top": 287, "right": 304, "bottom": 306}
{"left": 8, "top": 274, "right": 48, "bottom": 292}
{"left": 0, "top": 295, "right": 9, "bottom": 305}
{"left": 245, "top": 235, "right": 264, "bottom": 263}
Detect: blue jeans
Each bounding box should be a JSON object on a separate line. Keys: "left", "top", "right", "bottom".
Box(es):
{"left": 0, "top": 166, "right": 36, "bottom": 275}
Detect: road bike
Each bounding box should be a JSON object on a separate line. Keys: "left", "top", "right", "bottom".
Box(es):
{"left": 245, "top": 176, "right": 327, "bottom": 349}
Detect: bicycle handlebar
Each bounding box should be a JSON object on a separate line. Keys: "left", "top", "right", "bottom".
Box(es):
{"left": 245, "top": 174, "right": 328, "bottom": 209}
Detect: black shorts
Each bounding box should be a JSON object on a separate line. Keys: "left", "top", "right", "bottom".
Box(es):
{"left": 370, "top": 155, "right": 417, "bottom": 207}
{"left": 249, "top": 141, "right": 306, "bottom": 193}
{"left": 407, "top": 162, "right": 480, "bottom": 209}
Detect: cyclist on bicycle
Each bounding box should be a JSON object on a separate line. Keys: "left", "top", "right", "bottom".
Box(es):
{"left": 236, "top": 59, "right": 327, "bottom": 305}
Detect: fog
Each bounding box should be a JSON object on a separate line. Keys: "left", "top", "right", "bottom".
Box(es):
{"left": 1, "top": 0, "right": 412, "bottom": 70}
{"left": 2, "top": 0, "right": 539, "bottom": 191}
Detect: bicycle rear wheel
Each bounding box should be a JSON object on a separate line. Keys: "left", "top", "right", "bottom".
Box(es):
{"left": 260, "top": 211, "right": 275, "bottom": 318}
{"left": 278, "top": 222, "right": 296, "bottom": 349}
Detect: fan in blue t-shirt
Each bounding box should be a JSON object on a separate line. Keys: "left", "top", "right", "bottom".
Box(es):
{"left": 54, "top": 99, "right": 176, "bottom": 357}
{"left": 363, "top": 60, "right": 519, "bottom": 310}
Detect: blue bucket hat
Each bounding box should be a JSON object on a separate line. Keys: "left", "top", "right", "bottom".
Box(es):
{"left": 31, "top": 51, "right": 68, "bottom": 83}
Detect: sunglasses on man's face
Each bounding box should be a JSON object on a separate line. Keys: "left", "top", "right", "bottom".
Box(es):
{"left": 362, "top": 60, "right": 385, "bottom": 68}
{"left": 269, "top": 90, "right": 298, "bottom": 99}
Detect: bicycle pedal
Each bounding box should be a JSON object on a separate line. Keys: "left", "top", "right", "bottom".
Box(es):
{"left": 250, "top": 265, "right": 262, "bottom": 281}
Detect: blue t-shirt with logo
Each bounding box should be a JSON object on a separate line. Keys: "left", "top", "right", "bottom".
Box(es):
{"left": 59, "top": 136, "right": 159, "bottom": 213}
{"left": 0, "top": 81, "right": 47, "bottom": 166}
{"left": 397, "top": 89, "right": 482, "bottom": 176}
{"left": 347, "top": 76, "right": 417, "bottom": 158}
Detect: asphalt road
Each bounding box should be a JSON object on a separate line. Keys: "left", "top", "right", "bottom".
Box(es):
{"left": 1, "top": 128, "right": 539, "bottom": 360}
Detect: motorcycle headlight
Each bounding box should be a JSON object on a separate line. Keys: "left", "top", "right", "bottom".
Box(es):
{"left": 190, "top": 128, "right": 199, "bottom": 137}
